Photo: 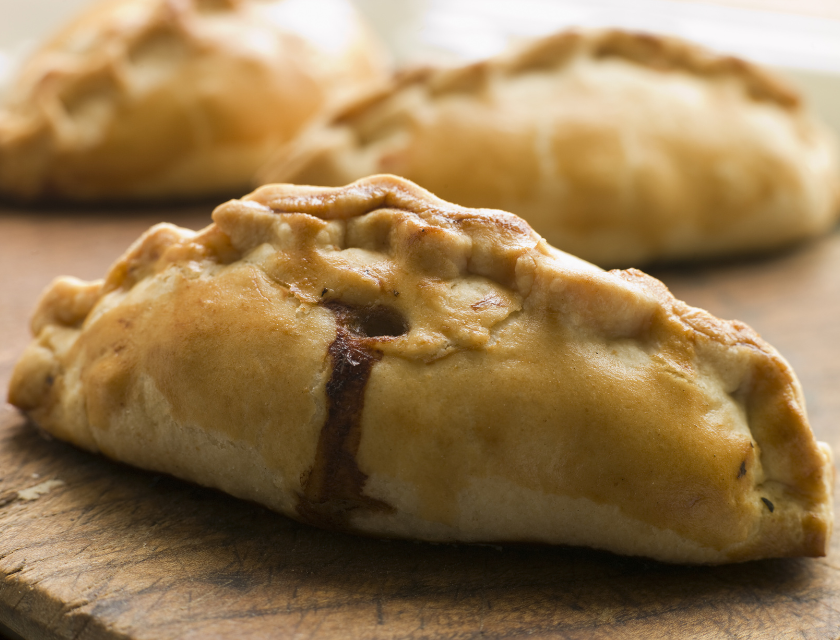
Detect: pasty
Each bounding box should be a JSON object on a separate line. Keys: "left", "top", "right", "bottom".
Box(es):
{"left": 8, "top": 174, "right": 833, "bottom": 563}
{"left": 258, "top": 30, "right": 840, "bottom": 267}
{"left": 0, "top": 0, "right": 389, "bottom": 202}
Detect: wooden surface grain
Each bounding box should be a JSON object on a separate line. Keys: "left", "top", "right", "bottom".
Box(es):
{"left": 1, "top": 206, "right": 840, "bottom": 640}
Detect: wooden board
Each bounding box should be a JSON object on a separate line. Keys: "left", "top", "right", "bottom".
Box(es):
{"left": 2, "top": 206, "right": 840, "bottom": 640}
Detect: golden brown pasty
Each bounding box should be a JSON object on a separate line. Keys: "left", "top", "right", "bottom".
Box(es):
{"left": 0, "top": 0, "right": 389, "bottom": 202}
{"left": 258, "top": 30, "right": 840, "bottom": 267}
{"left": 8, "top": 175, "right": 833, "bottom": 564}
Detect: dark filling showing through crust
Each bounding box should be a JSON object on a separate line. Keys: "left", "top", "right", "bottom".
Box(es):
{"left": 296, "top": 302, "right": 407, "bottom": 530}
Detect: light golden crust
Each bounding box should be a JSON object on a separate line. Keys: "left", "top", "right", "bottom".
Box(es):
{"left": 8, "top": 174, "right": 833, "bottom": 563}
{"left": 258, "top": 29, "right": 840, "bottom": 267}
{"left": 0, "top": 0, "right": 389, "bottom": 202}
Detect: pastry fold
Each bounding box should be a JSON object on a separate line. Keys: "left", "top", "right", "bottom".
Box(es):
{"left": 258, "top": 29, "right": 840, "bottom": 267}
{"left": 9, "top": 175, "right": 833, "bottom": 563}
{"left": 0, "top": 0, "right": 388, "bottom": 202}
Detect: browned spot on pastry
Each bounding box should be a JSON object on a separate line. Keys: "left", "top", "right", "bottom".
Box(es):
{"left": 297, "top": 302, "right": 406, "bottom": 529}
{"left": 800, "top": 512, "right": 830, "bottom": 557}
{"left": 737, "top": 460, "right": 747, "bottom": 479}
{"left": 761, "top": 498, "right": 774, "bottom": 513}
{"left": 196, "top": 0, "right": 238, "bottom": 12}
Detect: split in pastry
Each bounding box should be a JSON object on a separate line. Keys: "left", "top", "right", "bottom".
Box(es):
{"left": 8, "top": 174, "right": 834, "bottom": 564}
{"left": 258, "top": 29, "right": 840, "bottom": 267}
{"left": 0, "top": 0, "right": 389, "bottom": 203}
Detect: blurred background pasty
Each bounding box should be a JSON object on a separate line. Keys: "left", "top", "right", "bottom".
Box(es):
{"left": 258, "top": 30, "right": 840, "bottom": 267}
{"left": 9, "top": 175, "right": 833, "bottom": 564}
{"left": 0, "top": 0, "right": 390, "bottom": 203}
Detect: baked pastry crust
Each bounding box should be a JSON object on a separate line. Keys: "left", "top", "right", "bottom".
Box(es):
{"left": 0, "top": 0, "right": 389, "bottom": 202}
{"left": 8, "top": 174, "right": 833, "bottom": 563}
{"left": 258, "top": 29, "right": 840, "bottom": 267}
